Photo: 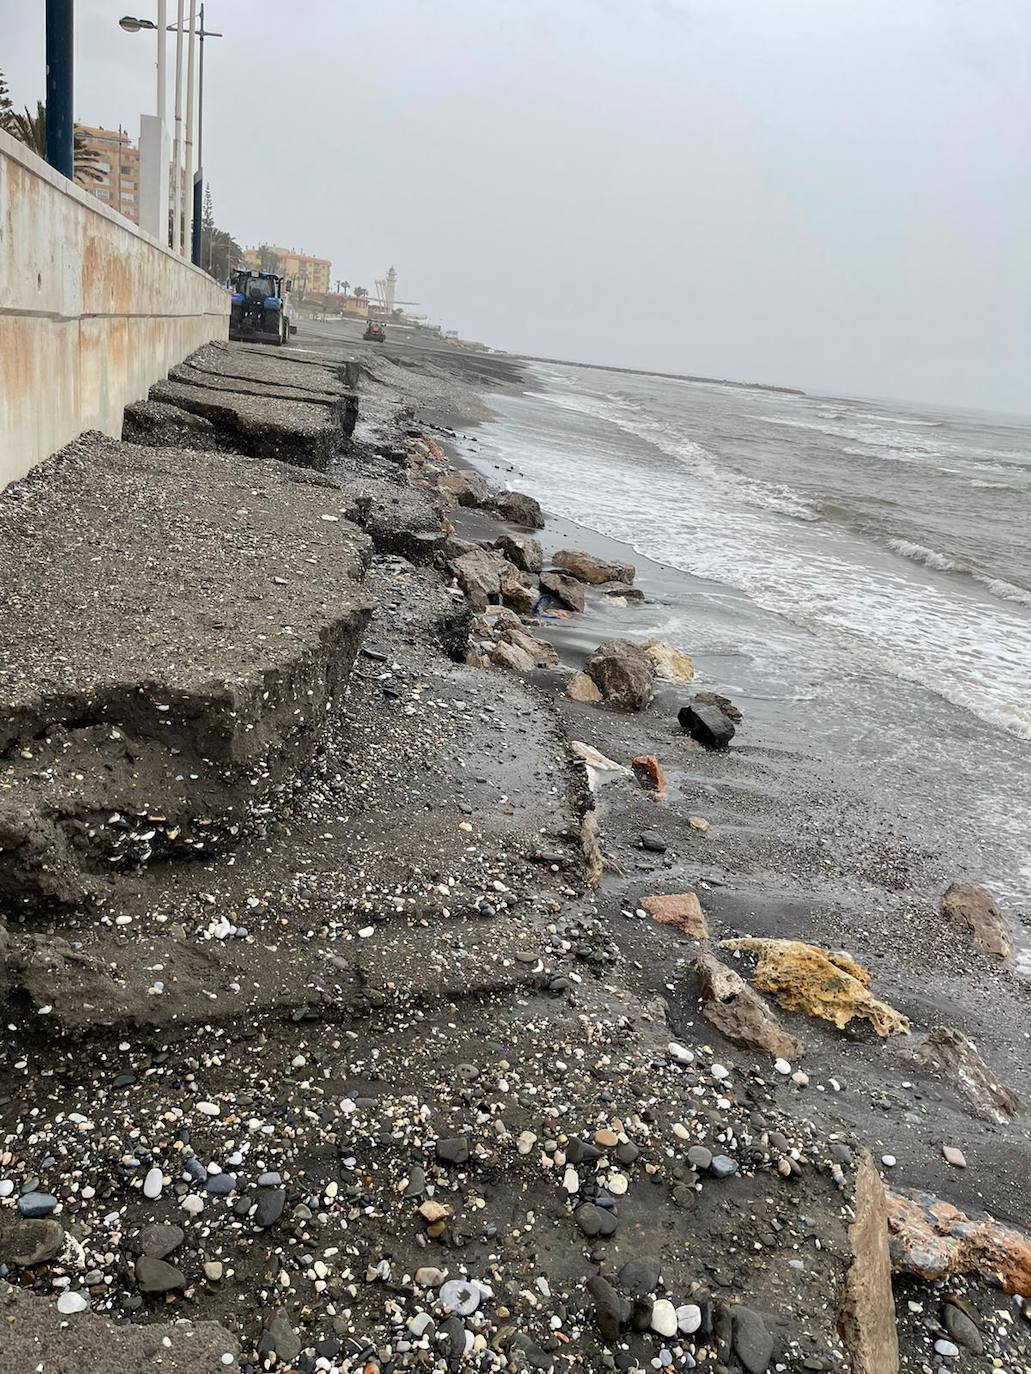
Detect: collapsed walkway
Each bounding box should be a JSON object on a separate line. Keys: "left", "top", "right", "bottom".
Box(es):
{"left": 0, "top": 338, "right": 1012, "bottom": 1374}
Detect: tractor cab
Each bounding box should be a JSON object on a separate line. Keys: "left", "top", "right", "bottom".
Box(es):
{"left": 228, "top": 269, "right": 295, "bottom": 345}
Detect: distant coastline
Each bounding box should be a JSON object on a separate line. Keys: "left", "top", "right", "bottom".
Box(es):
{"left": 500, "top": 350, "right": 807, "bottom": 396}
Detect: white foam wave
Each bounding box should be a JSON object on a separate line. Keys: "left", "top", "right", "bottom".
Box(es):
{"left": 546, "top": 390, "right": 820, "bottom": 522}
{"left": 887, "top": 538, "right": 959, "bottom": 573}
{"left": 975, "top": 575, "right": 1031, "bottom": 607}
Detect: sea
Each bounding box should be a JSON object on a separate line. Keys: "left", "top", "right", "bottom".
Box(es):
{"left": 456, "top": 362, "right": 1031, "bottom": 923}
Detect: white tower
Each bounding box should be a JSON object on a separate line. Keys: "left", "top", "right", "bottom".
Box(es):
{"left": 385, "top": 266, "right": 397, "bottom": 314}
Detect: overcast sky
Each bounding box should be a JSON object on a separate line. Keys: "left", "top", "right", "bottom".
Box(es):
{"left": 5, "top": 0, "right": 1030, "bottom": 409}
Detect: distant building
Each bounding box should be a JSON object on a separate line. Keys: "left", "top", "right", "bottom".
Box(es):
{"left": 242, "top": 246, "right": 331, "bottom": 295}
{"left": 76, "top": 123, "right": 140, "bottom": 223}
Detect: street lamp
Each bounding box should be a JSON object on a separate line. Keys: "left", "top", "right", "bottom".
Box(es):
{"left": 119, "top": 10, "right": 221, "bottom": 264}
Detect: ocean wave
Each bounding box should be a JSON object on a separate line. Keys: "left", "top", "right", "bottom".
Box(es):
{"left": 974, "top": 575, "right": 1031, "bottom": 607}
{"left": 887, "top": 538, "right": 959, "bottom": 573}
{"left": 546, "top": 390, "right": 821, "bottom": 522}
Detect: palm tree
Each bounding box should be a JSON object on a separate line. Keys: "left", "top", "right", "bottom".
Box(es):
{"left": 6, "top": 102, "right": 103, "bottom": 184}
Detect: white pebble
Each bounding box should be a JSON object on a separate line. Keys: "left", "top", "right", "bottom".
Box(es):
{"left": 881, "top": 1154, "right": 896, "bottom": 1168}
{"left": 196, "top": 1102, "right": 220, "bottom": 1117}
{"left": 650, "top": 1298, "right": 678, "bottom": 1337}
{"left": 562, "top": 1165, "right": 579, "bottom": 1194}
{"left": 710, "top": 1063, "right": 729, "bottom": 1080}
{"left": 677, "top": 1302, "right": 702, "bottom": 1334}
{"left": 56, "top": 1292, "right": 88, "bottom": 1315}
{"left": 773, "top": 1058, "right": 792, "bottom": 1075}
{"left": 667, "top": 1042, "right": 694, "bottom": 1065}
{"left": 143, "top": 1167, "right": 163, "bottom": 1200}
{"left": 181, "top": 1194, "right": 204, "bottom": 1215}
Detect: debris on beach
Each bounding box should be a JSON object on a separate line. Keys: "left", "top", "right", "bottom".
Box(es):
{"left": 887, "top": 1188, "right": 1031, "bottom": 1295}
{"left": 566, "top": 670, "right": 603, "bottom": 702}
{"left": 679, "top": 696, "right": 737, "bottom": 748}
{"left": 694, "top": 951, "right": 805, "bottom": 1060}
{"left": 642, "top": 637, "right": 695, "bottom": 681}
{"left": 551, "top": 547, "right": 636, "bottom": 585}
{"left": 911, "top": 1026, "right": 1020, "bottom": 1123}
{"left": 939, "top": 881, "right": 1013, "bottom": 962}
{"left": 584, "top": 638, "right": 655, "bottom": 710}
{"left": 641, "top": 890, "right": 709, "bottom": 938}
{"left": 631, "top": 752, "right": 666, "bottom": 793}
{"left": 721, "top": 937, "right": 911, "bottom": 1037}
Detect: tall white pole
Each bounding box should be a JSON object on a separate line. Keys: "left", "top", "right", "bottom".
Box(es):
{"left": 156, "top": 0, "right": 166, "bottom": 124}
{"left": 171, "top": 0, "right": 185, "bottom": 253}
{"left": 183, "top": 0, "right": 197, "bottom": 258}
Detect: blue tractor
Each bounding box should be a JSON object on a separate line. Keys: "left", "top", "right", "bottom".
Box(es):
{"left": 228, "top": 268, "right": 296, "bottom": 345}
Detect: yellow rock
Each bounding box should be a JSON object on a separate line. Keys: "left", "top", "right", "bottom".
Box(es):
{"left": 566, "top": 672, "right": 603, "bottom": 703}
{"left": 721, "top": 937, "right": 910, "bottom": 1038}
{"left": 642, "top": 639, "right": 695, "bottom": 682}
{"left": 688, "top": 816, "right": 710, "bottom": 832}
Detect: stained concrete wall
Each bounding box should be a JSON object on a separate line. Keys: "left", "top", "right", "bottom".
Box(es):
{"left": 0, "top": 127, "right": 229, "bottom": 489}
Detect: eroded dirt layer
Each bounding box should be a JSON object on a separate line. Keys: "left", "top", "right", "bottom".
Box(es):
{"left": 1, "top": 334, "right": 1028, "bottom": 1373}
{"left": 0, "top": 432, "right": 374, "bottom": 907}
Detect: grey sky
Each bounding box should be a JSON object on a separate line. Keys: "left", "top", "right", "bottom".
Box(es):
{"left": 5, "top": 0, "right": 1030, "bottom": 409}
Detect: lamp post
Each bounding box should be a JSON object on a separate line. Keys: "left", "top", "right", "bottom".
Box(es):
{"left": 45, "top": 0, "right": 74, "bottom": 178}
{"left": 119, "top": 9, "right": 221, "bottom": 260}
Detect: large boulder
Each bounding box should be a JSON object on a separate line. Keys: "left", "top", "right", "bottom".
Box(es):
{"left": 679, "top": 699, "right": 735, "bottom": 749}
{"left": 642, "top": 639, "right": 694, "bottom": 682}
{"left": 694, "top": 951, "right": 803, "bottom": 1060}
{"left": 887, "top": 1188, "right": 1031, "bottom": 1296}
{"left": 552, "top": 548, "right": 635, "bottom": 585}
{"left": 438, "top": 471, "right": 494, "bottom": 507}
{"left": 721, "top": 937, "right": 910, "bottom": 1038}
{"left": 493, "top": 490, "right": 545, "bottom": 529}
{"left": 566, "top": 672, "right": 603, "bottom": 703}
{"left": 495, "top": 533, "right": 543, "bottom": 573}
{"left": 940, "top": 882, "right": 1013, "bottom": 962}
{"left": 584, "top": 640, "right": 655, "bottom": 711}
{"left": 498, "top": 564, "right": 539, "bottom": 615}
{"left": 912, "top": 1026, "right": 1020, "bottom": 1123}
{"left": 539, "top": 571, "right": 586, "bottom": 613}
{"left": 451, "top": 548, "right": 503, "bottom": 609}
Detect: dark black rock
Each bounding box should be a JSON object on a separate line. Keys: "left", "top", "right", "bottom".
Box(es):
{"left": 733, "top": 1306, "right": 774, "bottom": 1374}
{"left": 639, "top": 830, "right": 667, "bottom": 853}
{"left": 436, "top": 1137, "right": 470, "bottom": 1166}
{"left": 253, "top": 1187, "right": 286, "bottom": 1228}
{"left": 135, "top": 1255, "right": 186, "bottom": 1294}
{"left": 678, "top": 701, "right": 736, "bottom": 749}
{"left": 1, "top": 1219, "right": 65, "bottom": 1267}
{"left": 587, "top": 1274, "right": 623, "bottom": 1344}
{"left": 16, "top": 1192, "right": 57, "bottom": 1219}
{"left": 575, "top": 1203, "right": 617, "bottom": 1238}
{"left": 617, "top": 1255, "right": 661, "bottom": 1297}
{"left": 130, "top": 1223, "right": 186, "bottom": 1258}
{"left": 943, "top": 1303, "right": 983, "bottom": 1354}
{"left": 565, "top": 1138, "right": 602, "bottom": 1164}
{"left": 264, "top": 1311, "right": 301, "bottom": 1361}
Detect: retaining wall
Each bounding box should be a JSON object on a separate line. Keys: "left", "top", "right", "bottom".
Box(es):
{"left": 0, "top": 127, "right": 229, "bottom": 488}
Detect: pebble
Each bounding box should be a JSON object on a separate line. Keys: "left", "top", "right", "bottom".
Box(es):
{"left": 677, "top": 1303, "right": 702, "bottom": 1334}
{"left": 710, "top": 1063, "right": 730, "bottom": 1080}
{"left": 667, "top": 1042, "right": 694, "bottom": 1065}
{"left": 203, "top": 1261, "right": 224, "bottom": 1282}
{"left": 687, "top": 1146, "right": 712, "bottom": 1170}
{"left": 439, "top": 1279, "right": 481, "bottom": 1316}
{"left": 56, "top": 1292, "right": 88, "bottom": 1315}
{"left": 651, "top": 1298, "right": 678, "bottom": 1337}
{"left": 181, "top": 1194, "right": 204, "bottom": 1215}
{"left": 942, "top": 1145, "right": 967, "bottom": 1168}
{"left": 710, "top": 1155, "right": 738, "bottom": 1179}
{"left": 881, "top": 1154, "right": 897, "bottom": 1168}
{"left": 640, "top": 830, "right": 667, "bottom": 853}
{"left": 563, "top": 1165, "right": 580, "bottom": 1194}
{"left": 606, "top": 1171, "right": 629, "bottom": 1196}
{"left": 773, "top": 1058, "right": 792, "bottom": 1075}
{"left": 17, "top": 1192, "right": 58, "bottom": 1219}
{"left": 253, "top": 1188, "right": 286, "bottom": 1228}
{"left": 415, "top": 1266, "right": 446, "bottom": 1287}
{"left": 195, "top": 1101, "right": 220, "bottom": 1117}
{"left": 143, "top": 1167, "right": 163, "bottom": 1200}
{"left": 934, "top": 1338, "right": 960, "bottom": 1358}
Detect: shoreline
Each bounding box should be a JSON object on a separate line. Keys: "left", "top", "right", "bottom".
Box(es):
{"left": 0, "top": 335, "right": 1027, "bottom": 1372}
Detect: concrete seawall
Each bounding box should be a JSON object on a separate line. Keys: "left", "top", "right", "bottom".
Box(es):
{"left": 0, "top": 127, "right": 229, "bottom": 488}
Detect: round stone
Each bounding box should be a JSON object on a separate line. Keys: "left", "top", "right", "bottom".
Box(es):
{"left": 667, "top": 1042, "right": 694, "bottom": 1065}
{"left": 439, "top": 1279, "right": 481, "bottom": 1316}
{"left": 710, "top": 1063, "right": 729, "bottom": 1080}
{"left": 934, "top": 1339, "right": 960, "bottom": 1358}
{"left": 143, "top": 1167, "right": 163, "bottom": 1200}
{"left": 677, "top": 1303, "right": 702, "bottom": 1334}
{"left": 773, "top": 1058, "right": 792, "bottom": 1075}
{"left": 650, "top": 1298, "right": 678, "bottom": 1338}
{"left": 56, "top": 1292, "right": 88, "bottom": 1315}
